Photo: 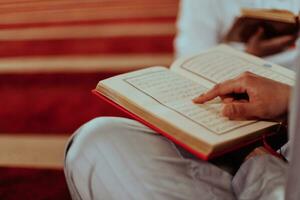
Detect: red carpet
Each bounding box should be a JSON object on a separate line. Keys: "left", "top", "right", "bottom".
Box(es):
{"left": 0, "top": 167, "right": 70, "bottom": 200}
{"left": 0, "top": 72, "right": 127, "bottom": 134}
{"left": 0, "top": 0, "right": 178, "bottom": 199}
{"left": 0, "top": 36, "right": 173, "bottom": 57}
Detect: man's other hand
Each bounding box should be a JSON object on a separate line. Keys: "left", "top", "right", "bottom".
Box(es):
{"left": 193, "top": 72, "right": 291, "bottom": 120}
{"left": 246, "top": 27, "right": 297, "bottom": 57}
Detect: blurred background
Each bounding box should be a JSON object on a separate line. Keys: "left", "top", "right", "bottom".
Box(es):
{"left": 0, "top": 0, "right": 178, "bottom": 199}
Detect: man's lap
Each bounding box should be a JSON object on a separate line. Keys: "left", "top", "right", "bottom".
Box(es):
{"left": 64, "top": 117, "right": 235, "bottom": 200}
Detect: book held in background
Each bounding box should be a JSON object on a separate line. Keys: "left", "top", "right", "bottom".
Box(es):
{"left": 225, "top": 8, "right": 300, "bottom": 43}
{"left": 93, "top": 45, "right": 295, "bottom": 160}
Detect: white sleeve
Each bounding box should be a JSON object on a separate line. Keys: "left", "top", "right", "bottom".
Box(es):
{"left": 264, "top": 45, "right": 299, "bottom": 70}
{"left": 174, "top": 0, "right": 223, "bottom": 58}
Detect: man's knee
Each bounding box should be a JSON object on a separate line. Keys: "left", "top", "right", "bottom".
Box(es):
{"left": 65, "top": 117, "right": 134, "bottom": 163}
{"left": 78, "top": 116, "right": 133, "bottom": 139}
{"left": 65, "top": 117, "right": 135, "bottom": 199}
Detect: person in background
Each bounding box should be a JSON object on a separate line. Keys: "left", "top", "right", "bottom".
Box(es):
{"left": 175, "top": 0, "right": 300, "bottom": 70}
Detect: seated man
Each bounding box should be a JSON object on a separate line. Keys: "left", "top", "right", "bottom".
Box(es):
{"left": 64, "top": 67, "right": 300, "bottom": 199}
{"left": 175, "top": 0, "right": 300, "bottom": 69}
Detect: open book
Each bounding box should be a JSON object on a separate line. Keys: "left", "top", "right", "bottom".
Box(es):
{"left": 225, "top": 8, "right": 300, "bottom": 43}
{"left": 93, "top": 45, "right": 295, "bottom": 160}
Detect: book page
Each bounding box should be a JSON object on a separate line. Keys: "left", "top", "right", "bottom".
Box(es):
{"left": 171, "top": 45, "right": 295, "bottom": 87}
{"left": 123, "top": 69, "right": 254, "bottom": 135}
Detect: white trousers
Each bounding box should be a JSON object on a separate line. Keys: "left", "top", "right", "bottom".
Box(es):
{"left": 64, "top": 117, "right": 287, "bottom": 200}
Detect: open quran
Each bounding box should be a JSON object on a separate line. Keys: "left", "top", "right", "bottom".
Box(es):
{"left": 93, "top": 45, "right": 295, "bottom": 160}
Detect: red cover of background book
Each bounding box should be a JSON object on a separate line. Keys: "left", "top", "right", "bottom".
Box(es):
{"left": 92, "top": 90, "right": 278, "bottom": 160}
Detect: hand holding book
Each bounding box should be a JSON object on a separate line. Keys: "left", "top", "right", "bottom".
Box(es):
{"left": 193, "top": 72, "right": 291, "bottom": 120}
{"left": 245, "top": 27, "right": 297, "bottom": 57}
{"left": 225, "top": 8, "right": 300, "bottom": 57}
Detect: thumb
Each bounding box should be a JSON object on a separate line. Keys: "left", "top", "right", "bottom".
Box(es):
{"left": 249, "top": 27, "right": 264, "bottom": 43}
{"left": 222, "top": 103, "right": 256, "bottom": 120}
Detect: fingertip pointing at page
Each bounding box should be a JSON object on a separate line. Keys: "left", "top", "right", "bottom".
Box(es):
{"left": 192, "top": 94, "right": 205, "bottom": 104}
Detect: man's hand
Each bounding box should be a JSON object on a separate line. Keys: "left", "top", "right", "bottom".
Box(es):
{"left": 193, "top": 72, "right": 291, "bottom": 120}
{"left": 246, "top": 28, "right": 297, "bottom": 57}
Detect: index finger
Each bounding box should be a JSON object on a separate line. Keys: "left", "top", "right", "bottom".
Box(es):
{"left": 193, "top": 78, "right": 245, "bottom": 104}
